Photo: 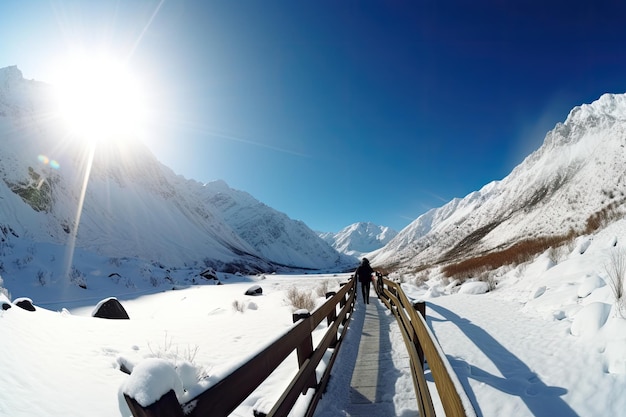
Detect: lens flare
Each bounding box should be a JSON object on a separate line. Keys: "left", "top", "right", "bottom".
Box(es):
{"left": 38, "top": 154, "right": 60, "bottom": 169}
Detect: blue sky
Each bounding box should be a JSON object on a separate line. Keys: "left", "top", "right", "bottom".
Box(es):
{"left": 2, "top": 1, "right": 626, "bottom": 232}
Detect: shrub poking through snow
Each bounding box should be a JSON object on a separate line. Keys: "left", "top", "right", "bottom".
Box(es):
{"left": 146, "top": 333, "right": 208, "bottom": 381}
{"left": 232, "top": 299, "right": 246, "bottom": 313}
{"left": 69, "top": 266, "right": 87, "bottom": 289}
{"left": 36, "top": 269, "right": 47, "bottom": 286}
{"left": 315, "top": 280, "right": 330, "bottom": 297}
{"left": 605, "top": 248, "right": 626, "bottom": 318}
{"left": 286, "top": 286, "right": 316, "bottom": 312}
{"left": 478, "top": 271, "right": 498, "bottom": 292}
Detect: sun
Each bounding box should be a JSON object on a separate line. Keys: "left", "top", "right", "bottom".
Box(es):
{"left": 52, "top": 54, "right": 147, "bottom": 144}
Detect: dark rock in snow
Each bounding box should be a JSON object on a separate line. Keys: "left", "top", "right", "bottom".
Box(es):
{"left": 245, "top": 285, "right": 263, "bottom": 296}
{"left": 2, "top": 302, "right": 11, "bottom": 310}
{"left": 200, "top": 268, "right": 218, "bottom": 280}
{"left": 14, "top": 298, "right": 35, "bottom": 311}
{"left": 93, "top": 297, "right": 130, "bottom": 319}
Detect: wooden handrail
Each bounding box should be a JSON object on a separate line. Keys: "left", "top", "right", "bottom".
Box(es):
{"left": 383, "top": 288, "right": 436, "bottom": 417}
{"left": 376, "top": 277, "right": 476, "bottom": 417}
{"left": 124, "top": 278, "right": 356, "bottom": 417}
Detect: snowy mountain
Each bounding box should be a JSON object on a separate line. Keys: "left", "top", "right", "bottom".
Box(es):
{"left": 0, "top": 65, "right": 349, "bottom": 276}
{"left": 372, "top": 93, "right": 626, "bottom": 270}
{"left": 196, "top": 179, "right": 350, "bottom": 269}
{"left": 319, "top": 222, "right": 397, "bottom": 258}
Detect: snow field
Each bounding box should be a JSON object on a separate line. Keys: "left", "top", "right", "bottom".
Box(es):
{"left": 0, "top": 274, "right": 350, "bottom": 416}
{"left": 402, "top": 218, "right": 626, "bottom": 416}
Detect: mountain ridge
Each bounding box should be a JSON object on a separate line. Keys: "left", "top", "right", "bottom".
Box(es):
{"left": 0, "top": 65, "right": 353, "bottom": 274}
{"left": 320, "top": 221, "right": 397, "bottom": 258}
{"left": 3, "top": 64, "right": 625, "bottom": 281}
{"left": 371, "top": 92, "right": 626, "bottom": 271}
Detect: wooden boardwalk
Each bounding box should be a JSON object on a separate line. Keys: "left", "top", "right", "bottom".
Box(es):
{"left": 346, "top": 293, "right": 397, "bottom": 416}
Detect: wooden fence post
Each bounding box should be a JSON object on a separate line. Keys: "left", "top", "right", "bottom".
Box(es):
{"left": 325, "top": 292, "right": 338, "bottom": 348}
{"left": 124, "top": 390, "right": 184, "bottom": 417}
{"left": 339, "top": 284, "right": 347, "bottom": 312}
{"left": 413, "top": 301, "right": 426, "bottom": 367}
{"left": 292, "top": 311, "right": 317, "bottom": 393}
{"left": 373, "top": 272, "right": 382, "bottom": 296}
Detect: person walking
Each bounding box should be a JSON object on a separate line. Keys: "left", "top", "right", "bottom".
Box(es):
{"left": 354, "top": 258, "right": 374, "bottom": 304}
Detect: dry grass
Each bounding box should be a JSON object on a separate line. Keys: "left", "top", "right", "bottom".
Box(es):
{"left": 605, "top": 248, "right": 626, "bottom": 318}
{"left": 442, "top": 232, "right": 577, "bottom": 279}
{"left": 146, "top": 332, "right": 210, "bottom": 380}
{"left": 413, "top": 272, "right": 429, "bottom": 287}
{"left": 379, "top": 200, "right": 625, "bottom": 283}
{"left": 443, "top": 199, "right": 625, "bottom": 281}
{"left": 232, "top": 299, "right": 246, "bottom": 313}
{"left": 315, "top": 280, "right": 331, "bottom": 297}
{"left": 286, "top": 286, "right": 316, "bottom": 312}
{"left": 585, "top": 201, "right": 624, "bottom": 234}
{"left": 478, "top": 270, "right": 498, "bottom": 291}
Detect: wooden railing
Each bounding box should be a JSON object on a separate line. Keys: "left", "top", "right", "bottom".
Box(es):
{"left": 375, "top": 275, "right": 477, "bottom": 417}
{"left": 124, "top": 278, "right": 356, "bottom": 417}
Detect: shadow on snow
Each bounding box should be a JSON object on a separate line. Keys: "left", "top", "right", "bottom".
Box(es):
{"left": 427, "top": 303, "right": 578, "bottom": 417}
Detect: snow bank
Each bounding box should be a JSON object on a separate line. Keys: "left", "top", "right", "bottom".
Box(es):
{"left": 570, "top": 302, "right": 611, "bottom": 337}
{"left": 603, "top": 319, "right": 626, "bottom": 374}
{"left": 531, "top": 285, "right": 546, "bottom": 299}
{"left": 458, "top": 281, "right": 489, "bottom": 295}
{"left": 122, "top": 358, "right": 184, "bottom": 407}
{"left": 577, "top": 274, "right": 606, "bottom": 298}
{"left": 424, "top": 285, "right": 443, "bottom": 298}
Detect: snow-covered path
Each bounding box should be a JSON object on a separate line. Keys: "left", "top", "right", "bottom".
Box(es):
{"left": 314, "top": 293, "right": 420, "bottom": 417}
{"left": 426, "top": 293, "right": 624, "bottom": 417}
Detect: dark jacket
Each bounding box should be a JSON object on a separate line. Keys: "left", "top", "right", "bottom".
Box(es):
{"left": 355, "top": 260, "right": 374, "bottom": 283}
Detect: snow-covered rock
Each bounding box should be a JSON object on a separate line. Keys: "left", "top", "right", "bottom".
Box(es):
{"left": 458, "top": 281, "right": 489, "bottom": 295}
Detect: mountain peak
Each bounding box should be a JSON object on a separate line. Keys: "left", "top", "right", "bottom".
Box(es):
{"left": 320, "top": 222, "right": 398, "bottom": 258}
{"left": 0, "top": 65, "right": 24, "bottom": 82}
{"left": 0, "top": 70, "right": 353, "bottom": 273}
{"left": 566, "top": 93, "right": 626, "bottom": 126}
{"left": 373, "top": 92, "right": 626, "bottom": 270}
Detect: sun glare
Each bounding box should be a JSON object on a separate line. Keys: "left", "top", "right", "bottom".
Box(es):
{"left": 53, "top": 55, "right": 147, "bottom": 143}
{"left": 51, "top": 55, "right": 150, "bottom": 284}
